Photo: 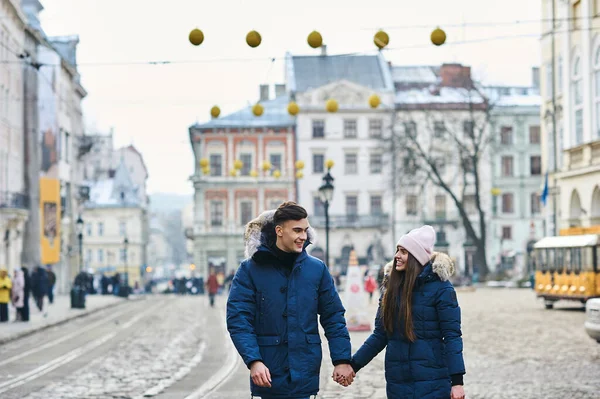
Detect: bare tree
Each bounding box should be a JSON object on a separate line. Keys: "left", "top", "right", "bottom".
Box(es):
{"left": 387, "top": 86, "right": 494, "bottom": 279}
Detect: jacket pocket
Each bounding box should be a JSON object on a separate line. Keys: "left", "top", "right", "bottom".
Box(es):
{"left": 305, "top": 334, "right": 322, "bottom": 374}
{"left": 306, "top": 334, "right": 322, "bottom": 344}
{"left": 255, "top": 291, "right": 264, "bottom": 326}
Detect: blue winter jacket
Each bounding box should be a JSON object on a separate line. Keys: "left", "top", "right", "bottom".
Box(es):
{"left": 227, "top": 210, "right": 351, "bottom": 399}
{"left": 352, "top": 253, "right": 466, "bottom": 399}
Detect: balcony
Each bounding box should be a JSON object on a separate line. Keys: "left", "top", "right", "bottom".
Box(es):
{"left": 0, "top": 191, "right": 29, "bottom": 211}
{"left": 564, "top": 140, "right": 600, "bottom": 171}
{"left": 310, "top": 214, "right": 390, "bottom": 230}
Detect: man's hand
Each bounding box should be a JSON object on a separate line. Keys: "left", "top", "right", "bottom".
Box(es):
{"left": 451, "top": 385, "right": 465, "bottom": 399}
{"left": 250, "top": 361, "right": 272, "bottom": 388}
{"left": 332, "top": 364, "right": 355, "bottom": 387}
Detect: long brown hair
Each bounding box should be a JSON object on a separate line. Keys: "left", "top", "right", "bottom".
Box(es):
{"left": 381, "top": 253, "right": 423, "bottom": 342}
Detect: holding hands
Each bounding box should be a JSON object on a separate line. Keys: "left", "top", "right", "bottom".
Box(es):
{"left": 332, "top": 364, "right": 356, "bottom": 387}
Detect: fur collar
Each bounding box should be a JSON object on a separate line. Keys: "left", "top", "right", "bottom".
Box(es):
{"left": 244, "top": 210, "right": 317, "bottom": 259}
{"left": 383, "top": 252, "right": 455, "bottom": 283}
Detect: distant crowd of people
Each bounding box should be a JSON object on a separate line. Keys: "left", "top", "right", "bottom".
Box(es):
{"left": 0, "top": 265, "right": 57, "bottom": 322}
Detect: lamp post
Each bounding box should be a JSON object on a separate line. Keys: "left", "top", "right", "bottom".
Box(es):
{"left": 318, "top": 164, "right": 335, "bottom": 268}
{"left": 76, "top": 215, "right": 84, "bottom": 272}
{"left": 123, "top": 237, "right": 129, "bottom": 289}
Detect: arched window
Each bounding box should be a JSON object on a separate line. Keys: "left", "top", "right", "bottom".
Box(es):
{"left": 572, "top": 55, "right": 583, "bottom": 145}
{"left": 595, "top": 47, "right": 600, "bottom": 138}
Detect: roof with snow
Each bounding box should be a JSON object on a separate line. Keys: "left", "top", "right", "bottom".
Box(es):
{"left": 85, "top": 158, "right": 143, "bottom": 209}
{"left": 395, "top": 87, "right": 486, "bottom": 106}
{"left": 392, "top": 66, "right": 440, "bottom": 84}
{"left": 484, "top": 86, "right": 541, "bottom": 107}
{"left": 191, "top": 95, "right": 295, "bottom": 130}
{"left": 286, "top": 52, "right": 394, "bottom": 93}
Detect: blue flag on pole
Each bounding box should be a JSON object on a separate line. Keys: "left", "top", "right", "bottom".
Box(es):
{"left": 541, "top": 172, "right": 549, "bottom": 206}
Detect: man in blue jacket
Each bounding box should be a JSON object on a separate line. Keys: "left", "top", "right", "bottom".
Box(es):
{"left": 227, "top": 201, "right": 354, "bottom": 399}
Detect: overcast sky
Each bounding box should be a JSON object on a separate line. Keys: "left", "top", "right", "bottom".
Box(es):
{"left": 39, "top": 0, "right": 541, "bottom": 195}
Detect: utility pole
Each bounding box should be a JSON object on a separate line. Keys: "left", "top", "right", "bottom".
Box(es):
{"left": 551, "top": 0, "right": 559, "bottom": 236}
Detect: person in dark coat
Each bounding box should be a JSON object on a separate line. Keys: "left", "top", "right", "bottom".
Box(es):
{"left": 227, "top": 202, "right": 353, "bottom": 399}
{"left": 21, "top": 267, "right": 31, "bottom": 321}
{"left": 340, "top": 226, "right": 466, "bottom": 399}
{"left": 46, "top": 265, "right": 56, "bottom": 304}
{"left": 30, "top": 265, "right": 49, "bottom": 315}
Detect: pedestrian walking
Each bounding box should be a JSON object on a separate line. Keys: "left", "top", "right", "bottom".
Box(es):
{"left": 364, "top": 273, "right": 377, "bottom": 304}
{"left": 30, "top": 265, "right": 49, "bottom": 316}
{"left": 205, "top": 270, "right": 219, "bottom": 307}
{"left": 337, "top": 226, "right": 466, "bottom": 399}
{"left": 46, "top": 265, "right": 56, "bottom": 304}
{"left": 21, "top": 267, "right": 31, "bottom": 321}
{"left": 227, "top": 201, "right": 353, "bottom": 399}
{"left": 0, "top": 268, "right": 13, "bottom": 322}
{"left": 11, "top": 269, "right": 25, "bottom": 321}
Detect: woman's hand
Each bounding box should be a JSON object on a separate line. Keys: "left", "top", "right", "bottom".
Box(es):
{"left": 451, "top": 385, "right": 465, "bottom": 399}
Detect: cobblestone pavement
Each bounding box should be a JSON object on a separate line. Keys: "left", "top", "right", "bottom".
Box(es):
{"left": 319, "top": 288, "right": 600, "bottom": 399}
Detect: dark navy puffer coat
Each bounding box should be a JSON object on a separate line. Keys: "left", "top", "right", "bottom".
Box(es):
{"left": 227, "top": 210, "right": 351, "bottom": 399}
{"left": 352, "top": 253, "right": 465, "bottom": 399}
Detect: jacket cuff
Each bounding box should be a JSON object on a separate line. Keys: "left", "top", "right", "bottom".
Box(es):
{"left": 332, "top": 359, "right": 351, "bottom": 366}
{"left": 246, "top": 359, "right": 263, "bottom": 369}
{"left": 451, "top": 373, "right": 464, "bottom": 386}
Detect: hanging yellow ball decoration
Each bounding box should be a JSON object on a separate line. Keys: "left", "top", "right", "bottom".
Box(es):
{"left": 229, "top": 169, "right": 238, "bottom": 177}
{"left": 307, "top": 31, "right": 323, "bottom": 48}
{"left": 325, "top": 159, "right": 335, "bottom": 169}
{"left": 233, "top": 159, "right": 243, "bottom": 170}
{"left": 199, "top": 158, "right": 209, "bottom": 168}
{"left": 202, "top": 166, "right": 210, "bottom": 175}
{"left": 296, "top": 171, "right": 304, "bottom": 179}
{"left": 189, "top": 29, "right": 204, "bottom": 46}
{"left": 252, "top": 103, "right": 264, "bottom": 117}
{"left": 246, "top": 30, "right": 262, "bottom": 48}
{"left": 273, "top": 170, "right": 281, "bottom": 179}
{"left": 262, "top": 160, "right": 272, "bottom": 171}
{"left": 210, "top": 106, "right": 220, "bottom": 118}
{"left": 250, "top": 170, "right": 259, "bottom": 178}
{"left": 287, "top": 101, "right": 300, "bottom": 116}
{"left": 491, "top": 187, "right": 502, "bottom": 196}
{"left": 295, "top": 160, "right": 305, "bottom": 170}
{"left": 325, "top": 99, "right": 339, "bottom": 113}
{"left": 374, "top": 30, "right": 390, "bottom": 50}
{"left": 369, "top": 94, "right": 381, "bottom": 109}
{"left": 431, "top": 27, "right": 447, "bottom": 46}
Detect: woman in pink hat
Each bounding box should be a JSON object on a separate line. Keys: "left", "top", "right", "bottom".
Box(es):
{"left": 336, "top": 225, "right": 466, "bottom": 399}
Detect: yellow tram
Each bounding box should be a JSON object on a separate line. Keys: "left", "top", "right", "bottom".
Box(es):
{"left": 533, "top": 234, "right": 600, "bottom": 309}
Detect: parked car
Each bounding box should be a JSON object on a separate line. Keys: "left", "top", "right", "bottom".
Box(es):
{"left": 584, "top": 298, "right": 600, "bottom": 343}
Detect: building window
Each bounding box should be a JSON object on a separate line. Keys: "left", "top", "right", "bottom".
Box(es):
{"left": 500, "top": 126, "right": 513, "bottom": 145}
{"left": 531, "top": 193, "right": 541, "bottom": 215}
{"left": 595, "top": 46, "right": 600, "bottom": 138}
{"left": 98, "top": 222, "right": 104, "bottom": 236}
{"left": 240, "top": 153, "right": 252, "bottom": 176}
{"left": 312, "top": 154, "right": 324, "bottom": 174}
{"left": 404, "top": 156, "right": 417, "bottom": 174}
{"left": 502, "top": 193, "right": 514, "bottom": 214}
{"left": 545, "top": 62, "right": 553, "bottom": 99}
{"left": 529, "top": 126, "right": 541, "bottom": 144}
{"left": 210, "top": 201, "right": 224, "bottom": 226}
{"left": 119, "top": 221, "right": 127, "bottom": 236}
{"left": 343, "top": 119, "right": 357, "bottom": 138}
{"left": 270, "top": 154, "right": 282, "bottom": 174}
{"left": 369, "top": 119, "right": 383, "bottom": 138}
{"left": 313, "top": 196, "right": 325, "bottom": 217}
{"left": 463, "top": 121, "right": 475, "bottom": 138}
{"left": 464, "top": 195, "right": 476, "bottom": 214}
{"left": 97, "top": 249, "right": 104, "bottom": 263}
{"left": 435, "top": 195, "right": 446, "bottom": 219}
{"left": 346, "top": 195, "right": 358, "bottom": 221}
{"left": 501, "top": 156, "right": 514, "bottom": 177}
{"left": 209, "top": 154, "right": 222, "bottom": 176}
{"left": 404, "top": 122, "right": 416, "bottom": 136}
{"left": 269, "top": 200, "right": 282, "bottom": 210}
{"left": 434, "top": 121, "right": 446, "bottom": 139}
{"left": 86, "top": 249, "right": 92, "bottom": 262}
{"left": 370, "top": 153, "right": 382, "bottom": 174}
{"left": 433, "top": 157, "right": 446, "bottom": 175}
{"left": 572, "top": 55, "right": 583, "bottom": 145}
{"left": 530, "top": 155, "right": 541, "bottom": 176}
{"left": 240, "top": 201, "right": 253, "bottom": 226}
{"left": 502, "top": 226, "right": 512, "bottom": 240}
{"left": 86, "top": 223, "right": 92, "bottom": 236}
{"left": 64, "top": 132, "right": 70, "bottom": 163}
{"left": 370, "top": 195, "right": 382, "bottom": 215}
{"left": 405, "top": 195, "right": 417, "bottom": 216}
{"left": 312, "top": 120, "right": 325, "bottom": 138}
{"left": 345, "top": 153, "right": 358, "bottom": 175}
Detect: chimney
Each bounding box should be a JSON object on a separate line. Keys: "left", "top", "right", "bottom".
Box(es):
{"left": 320, "top": 44, "right": 327, "bottom": 56}
{"left": 439, "top": 63, "right": 473, "bottom": 88}
{"left": 532, "top": 67, "right": 540, "bottom": 89}
{"left": 275, "top": 84, "right": 286, "bottom": 98}
{"left": 259, "top": 84, "right": 270, "bottom": 102}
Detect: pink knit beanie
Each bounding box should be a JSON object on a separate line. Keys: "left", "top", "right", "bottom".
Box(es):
{"left": 397, "top": 225, "right": 436, "bottom": 266}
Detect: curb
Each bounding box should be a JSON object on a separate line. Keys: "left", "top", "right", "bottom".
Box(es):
{"left": 0, "top": 295, "right": 146, "bottom": 345}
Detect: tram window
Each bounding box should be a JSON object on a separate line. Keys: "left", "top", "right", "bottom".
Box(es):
{"left": 537, "top": 249, "right": 547, "bottom": 272}
{"left": 582, "top": 247, "right": 593, "bottom": 272}
{"left": 547, "top": 248, "right": 556, "bottom": 272}
{"left": 572, "top": 248, "right": 582, "bottom": 274}
{"left": 564, "top": 249, "right": 572, "bottom": 274}
{"left": 555, "top": 248, "right": 564, "bottom": 273}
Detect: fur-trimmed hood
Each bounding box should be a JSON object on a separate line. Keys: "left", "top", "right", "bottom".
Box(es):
{"left": 383, "top": 252, "right": 455, "bottom": 283}
{"left": 244, "top": 210, "right": 317, "bottom": 259}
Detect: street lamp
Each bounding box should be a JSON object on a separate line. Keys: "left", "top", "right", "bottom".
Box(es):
{"left": 76, "top": 215, "right": 84, "bottom": 272}
{"left": 318, "top": 165, "right": 335, "bottom": 268}
{"left": 123, "top": 237, "right": 129, "bottom": 288}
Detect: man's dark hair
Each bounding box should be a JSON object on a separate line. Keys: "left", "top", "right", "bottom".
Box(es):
{"left": 273, "top": 201, "right": 308, "bottom": 226}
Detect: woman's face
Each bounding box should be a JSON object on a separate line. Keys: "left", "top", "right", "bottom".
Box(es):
{"left": 394, "top": 246, "right": 409, "bottom": 271}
